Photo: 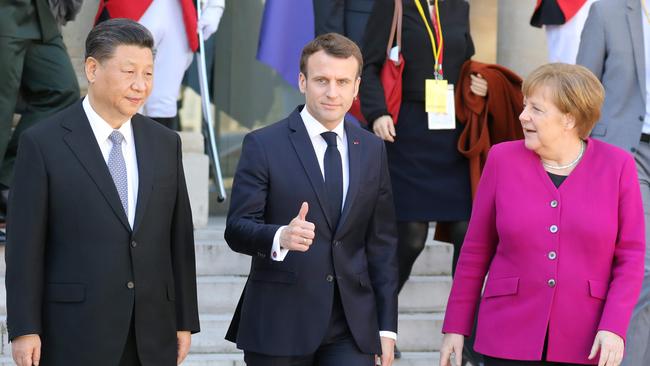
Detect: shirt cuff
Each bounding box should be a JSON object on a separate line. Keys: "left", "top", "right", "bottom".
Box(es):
{"left": 379, "top": 331, "right": 397, "bottom": 341}
{"left": 271, "top": 226, "right": 289, "bottom": 261}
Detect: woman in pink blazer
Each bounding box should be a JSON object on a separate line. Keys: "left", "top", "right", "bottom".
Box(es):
{"left": 440, "top": 64, "right": 645, "bottom": 366}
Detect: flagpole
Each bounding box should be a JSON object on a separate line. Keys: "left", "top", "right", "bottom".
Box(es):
{"left": 196, "top": 0, "right": 226, "bottom": 202}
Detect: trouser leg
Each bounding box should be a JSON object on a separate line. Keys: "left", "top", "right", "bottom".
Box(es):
{"left": 0, "top": 35, "right": 79, "bottom": 187}
{"left": 396, "top": 221, "right": 429, "bottom": 293}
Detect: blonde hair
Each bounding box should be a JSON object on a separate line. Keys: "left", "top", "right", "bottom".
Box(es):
{"left": 522, "top": 63, "right": 604, "bottom": 139}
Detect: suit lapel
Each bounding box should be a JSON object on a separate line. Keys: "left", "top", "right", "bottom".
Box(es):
{"left": 62, "top": 103, "right": 131, "bottom": 232}
{"left": 131, "top": 115, "right": 154, "bottom": 234}
{"left": 335, "top": 121, "right": 361, "bottom": 235}
{"left": 288, "top": 110, "right": 335, "bottom": 231}
{"left": 628, "top": 0, "right": 646, "bottom": 98}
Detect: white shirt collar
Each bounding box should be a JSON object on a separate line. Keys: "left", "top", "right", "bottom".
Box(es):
{"left": 300, "top": 106, "right": 346, "bottom": 141}
{"left": 82, "top": 96, "right": 134, "bottom": 147}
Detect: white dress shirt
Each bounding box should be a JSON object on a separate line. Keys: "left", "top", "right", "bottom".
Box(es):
{"left": 82, "top": 96, "right": 139, "bottom": 228}
{"left": 270, "top": 106, "right": 397, "bottom": 341}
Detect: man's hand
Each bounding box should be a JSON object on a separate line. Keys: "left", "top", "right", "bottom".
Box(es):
{"left": 588, "top": 330, "right": 624, "bottom": 366}
{"left": 176, "top": 331, "right": 191, "bottom": 365}
{"left": 279, "top": 202, "right": 315, "bottom": 252}
{"left": 375, "top": 336, "right": 395, "bottom": 366}
{"left": 469, "top": 73, "right": 488, "bottom": 97}
{"left": 440, "top": 333, "right": 464, "bottom": 366}
{"left": 12, "top": 334, "right": 41, "bottom": 366}
{"left": 372, "top": 115, "right": 396, "bottom": 142}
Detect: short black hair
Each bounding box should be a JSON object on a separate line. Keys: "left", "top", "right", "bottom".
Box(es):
{"left": 300, "top": 33, "right": 363, "bottom": 78}
{"left": 85, "top": 18, "right": 154, "bottom": 62}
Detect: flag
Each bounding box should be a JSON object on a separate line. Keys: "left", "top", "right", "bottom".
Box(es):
{"left": 257, "top": 0, "right": 315, "bottom": 88}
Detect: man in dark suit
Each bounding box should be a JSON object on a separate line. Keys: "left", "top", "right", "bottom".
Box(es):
{"left": 5, "top": 19, "right": 200, "bottom": 366}
{"left": 225, "top": 33, "right": 398, "bottom": 366}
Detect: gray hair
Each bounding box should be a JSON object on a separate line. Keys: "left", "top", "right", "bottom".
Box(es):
{"left": 85, "top": 18, "right": 154, "bottom": 62}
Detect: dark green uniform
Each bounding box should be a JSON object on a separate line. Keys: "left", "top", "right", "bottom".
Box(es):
{"left": 0, "top": 0, "right": 80, "bottom": 188}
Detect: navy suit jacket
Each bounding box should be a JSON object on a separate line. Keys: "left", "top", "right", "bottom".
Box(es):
{"left": 224, "top": 107, "right": 398, "bottom": 355}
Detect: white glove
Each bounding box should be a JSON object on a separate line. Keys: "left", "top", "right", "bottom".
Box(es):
{"left": 198, "top": 0, "right": 225, "bottom": 39}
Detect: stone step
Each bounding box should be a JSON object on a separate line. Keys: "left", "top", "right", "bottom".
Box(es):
{"left": 0, "top": 312, "right": 443, "bottom": 357}
{"left": 180, "top": 352, "right": 441, "bottom": 366}
{"left": 191, "top": 312, "right": 443, "bottom": 354}
{"left": 0, "top": 274, "right": 451, "bottom": 316}
{"left": 0, "top": 231, "right": 453, "bottom": 277}
{"left": 197, "top": 275, "right": 451, "bottom": 314}
{"left": 0, "top": 352, "right": 441, "bottom": 366}
{"left": 194, "top": 236, "right": 453, "bottom": 277}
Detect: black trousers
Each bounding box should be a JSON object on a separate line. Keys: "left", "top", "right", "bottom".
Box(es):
{"left": 244, "top": 336, "right": 374, "bottom": 366}
{"left": 244, "top": 284, "right": 374, "bottom": 366}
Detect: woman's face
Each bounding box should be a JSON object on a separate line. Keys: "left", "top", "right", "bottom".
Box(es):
{"left": 519, "top": 86, "right": 576, "bottom": 154}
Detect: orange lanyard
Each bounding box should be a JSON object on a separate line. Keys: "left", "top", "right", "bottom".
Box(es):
{"left": 414, "top": 0, "right": 444, "bottom": 78}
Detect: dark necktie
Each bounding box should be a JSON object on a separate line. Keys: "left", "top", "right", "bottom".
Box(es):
{"left": 321, "top": 131, "right": 343, "bottom": 227}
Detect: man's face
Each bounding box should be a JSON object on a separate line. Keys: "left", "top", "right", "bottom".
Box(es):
{"left": 299, "top": 50, "right": 360, "bottom": 130}
{"left": 85, "top": 45, "right": 153, "bottom": 125}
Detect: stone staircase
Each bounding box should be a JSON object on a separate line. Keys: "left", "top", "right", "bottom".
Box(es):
{"left": 0, "top": 217, "right": 453, "bottom": 365}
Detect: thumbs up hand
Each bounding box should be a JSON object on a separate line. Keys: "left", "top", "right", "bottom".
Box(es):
{"left": 279, "top": 202, "right": 316, "bottom": 252}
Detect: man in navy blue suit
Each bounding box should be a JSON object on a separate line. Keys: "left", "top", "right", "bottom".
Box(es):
{"left": 224, "top": 33, "right": 398, "bottom": 366}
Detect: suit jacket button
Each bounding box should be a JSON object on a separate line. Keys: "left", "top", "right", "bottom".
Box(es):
{"left": 131, "top": 240, "right": 137, "bottom": 248}
{"left": 326, "top": 275, "right": 334, "bottom": 282}
{"left": 126, "top": 281, "right": 135, "bottom": 289}
{"left": 550, "top": 200, "right": 558, "bottom": 208}
{"left": 548, "top": 251, "right": 557, "bottom": 260}
{"left": 549, "top": 225, "right": 558, "bottom": 233}
{"left": 548, "top": 279, "right": 556, "bottom": 288}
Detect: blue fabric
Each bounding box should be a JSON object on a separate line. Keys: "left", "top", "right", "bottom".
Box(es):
{"left": 257, "top": 0, "right": 315, "bottom": 88}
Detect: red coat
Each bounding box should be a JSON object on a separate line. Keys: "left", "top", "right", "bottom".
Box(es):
{"left": 95, "top": 0, "right": 199, "bottom": 52}
{"left": 534, "top": 0, "right": 587, "bottom": 22}
{"left": 455, "top": 60, "right": 524, "bottom": 198}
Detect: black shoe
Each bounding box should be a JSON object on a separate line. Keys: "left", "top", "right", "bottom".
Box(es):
{"left": 394, "top": 345, "right": 401, "bottom": 359}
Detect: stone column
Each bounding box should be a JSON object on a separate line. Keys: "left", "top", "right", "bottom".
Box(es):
{"left": 497, "top": 0, "right": 548, "bottom": 78}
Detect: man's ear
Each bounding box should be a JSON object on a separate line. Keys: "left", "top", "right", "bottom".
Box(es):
{"left": 353, "top": 76, "right": 361, "bottom": 99}
{"left": 85, "top": 57, "right": 99, "bottom": 84}
{"left": 298, "top": 72, "right": 307, "bottom": 94}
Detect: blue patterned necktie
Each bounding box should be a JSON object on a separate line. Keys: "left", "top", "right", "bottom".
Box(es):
{"left": 321, "top": 131, "right": 343, "bottom": 227}
{"left": 108, "top": 130, "right": 128, "bottom": 215}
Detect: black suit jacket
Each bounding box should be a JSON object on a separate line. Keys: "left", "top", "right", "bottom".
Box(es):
{"left": 5, "top": 101, "right": 200, "bottom": 366}
{"left": 224, "top": 107, "right": 398, "bottom": 355}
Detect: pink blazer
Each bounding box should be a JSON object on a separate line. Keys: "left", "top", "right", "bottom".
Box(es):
{"left": 442, "top": 139, "right": 645, "bottom": 364}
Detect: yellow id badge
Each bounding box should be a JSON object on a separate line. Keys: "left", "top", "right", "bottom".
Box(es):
{"left": 425, "top": 79, "right": 448, "bottom": 113}
{"left": 428, "top": 84, "right": 456, "bottom": 130}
